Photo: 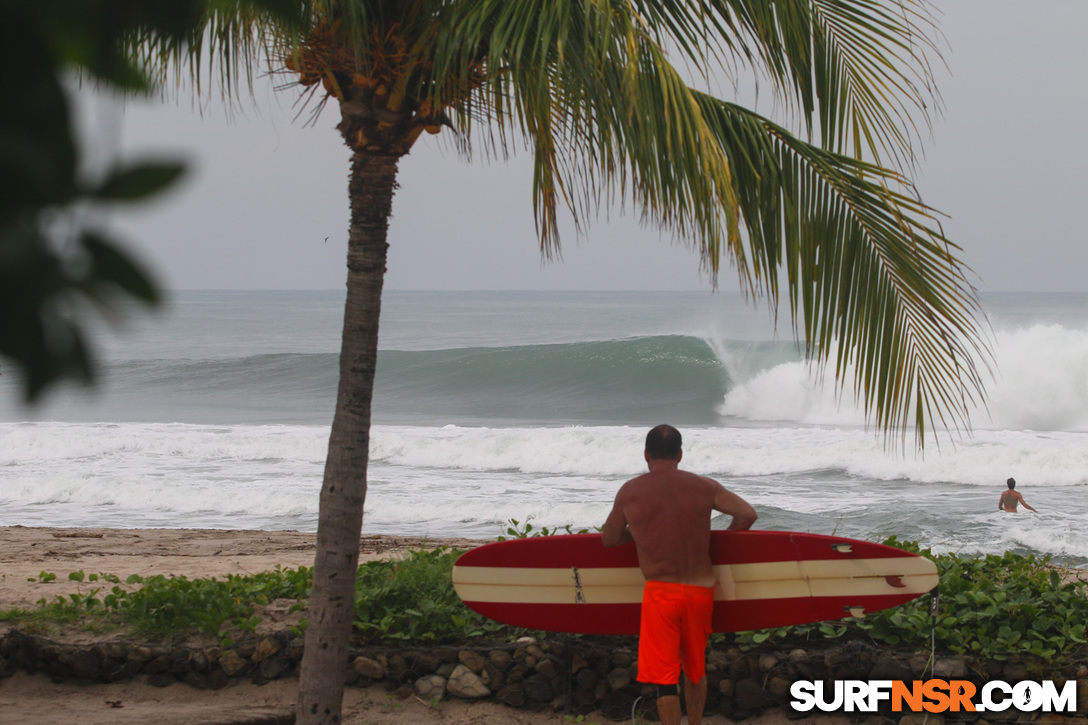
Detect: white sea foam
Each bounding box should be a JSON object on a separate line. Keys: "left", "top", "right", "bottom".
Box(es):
{"left": 3, "top": 292, "right": 1087, "bottom": 559}
{"left": 718, "top": 325, "right": 1088, "bottom": 433}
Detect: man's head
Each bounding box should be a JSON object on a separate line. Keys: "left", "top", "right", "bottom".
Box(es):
{"left": 1007, "top": 477, "right": 1016, "bottom": 489}
{"left": 645, "top": 424, "right": 682, "bottom": 461}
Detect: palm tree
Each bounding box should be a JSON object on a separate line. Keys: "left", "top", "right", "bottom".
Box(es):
{"left": 140, "top": 1, "right": 989, "bottom": 722}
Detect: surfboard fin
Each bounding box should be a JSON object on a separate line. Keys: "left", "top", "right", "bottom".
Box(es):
{"left": 831, "top": 543, "right": 853, "bottom": 553}
{"left": 845, "top": 606, "right": 866, "bottom": 618}
{"left": 884, "top": 575, "right": 906, "bottom": 588}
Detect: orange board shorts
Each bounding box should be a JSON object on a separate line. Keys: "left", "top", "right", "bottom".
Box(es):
{"left": 636, "top": 580, "right": 714, "bottom": 686}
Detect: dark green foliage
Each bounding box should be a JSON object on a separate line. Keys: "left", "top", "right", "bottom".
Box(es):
{"left": 113, "top": 566, "right": 312, "bottom": 637}
{"left": 2, "top": 552, "right": 510, "bottom": 645}
{"left": 1, "top": 565, "right": 312, "bottom": 639}
{"left": 731, "top": 537, "right": 1088, "bottom": 664}
{"left": 352, "top": 548, "right": 507, "bottom": 643}
{"left": 12, "top": 540, "right": 1083, "bottom": 661}
{"left": 0, "top": 0, "right": 302, "bottom": 401}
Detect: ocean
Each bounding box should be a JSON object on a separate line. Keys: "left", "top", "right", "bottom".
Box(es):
{"left": 2, "top": 290, "right": 1086, "bottom": 564}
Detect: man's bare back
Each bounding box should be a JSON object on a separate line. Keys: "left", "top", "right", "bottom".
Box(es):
{"left": 602, "top": 456, "right": 756, "bottom": 586}
{"left": 999, "top": 477, "right": 1037, "bottom": 514}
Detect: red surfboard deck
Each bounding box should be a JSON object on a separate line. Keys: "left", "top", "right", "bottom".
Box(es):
{"left": 452, "top": 531, "right": 937, "bottom": 635}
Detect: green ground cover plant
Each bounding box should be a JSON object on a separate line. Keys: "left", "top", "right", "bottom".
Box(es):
{"left": 730, "top": 537, "right": 1088, "bottom": 663}
{"left": 351, "top": 547, "right": 511, "bottom": 643}
{"left": 3, "top": 533, "right": 1086, "bottom": 666}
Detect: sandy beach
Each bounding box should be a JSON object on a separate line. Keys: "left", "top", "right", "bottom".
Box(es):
{"left": 0, "top": 526, "right": 853, "bottom": 724}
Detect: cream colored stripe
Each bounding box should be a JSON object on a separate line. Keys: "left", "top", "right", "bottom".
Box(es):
{"left": 453, "top": 557, "right": 938, "bottom": 606}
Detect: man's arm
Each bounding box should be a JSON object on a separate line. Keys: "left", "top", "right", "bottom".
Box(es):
{"left": 712, "top": 482, "right": 757, "bottom": 531}
{"left": 602, "top": 497, "right": 633, "bottom": 548}
{"left": 1018, "top": 493, "right": 1038, "bottom": 513}
{"left": 998, "top": 493, "right": 1005, "bottom": 511}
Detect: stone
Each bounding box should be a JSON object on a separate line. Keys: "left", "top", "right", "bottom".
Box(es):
{"left": 788, "top": 649, "right": 810, "bottom": 665}
{"left": 67, "top": 648, "right": 102, "bottom": 680}
{"left": 145, "top": 672, "right": 176, "bottom": 688}
{"left": 128, "top": 646, "right": 154, "bottom": 663}
{"left": 706, "top": 649, "right": 729, "bottom": 672}
{"left": 189, "top": 650, "right": 209, "bottom": 673}
{"left": 522, "top": 673, "right": 554, "bottom": 703}
{"left": 388, "top": 653, "right": 410, "bottom": 679}
{"left": 415, "top": 674, "right": 447, "bottom": 701}
{"left": 534, "top": 657, "right": 558, "bottom": 679}
{"left": 489, "top": 649, "right": 513, "bottom": 668}
{"left": 432, "top": 647, "right": 458, "bottom": 662}
{"left": 218, "top": 651, "right": 250, "bottom": 677}
{"left": 870, "top": 653, "right": 913, "bottom": 681}
{"left": 353, "top": 656, "right": 386, "bottom": 680}
{"left": 718, "top": 678, "right": 735, "bottom": 697}
{"left": 412, "top": 651, "right": 440, "bottom": 673}
{"left": 168, "top": 648, "right": 192, "bottom": 674}
{"left": 607, "top": 667, "right": 631, "bottom": 691}
{"left": 900, "top": 716, "right": 944, "bottom": 725}
{"left": 446, "top": 664, "right": 490, "bottom": 699}
{"left": 288, "top": 638, "right": 304, "bottom": 663}
{"left": 600, "top": 691, "right": 638, "bottom": 721}
{"left": 734, "top": 677, "right": 776, "bottom": 712}
{"left": 576, "top": 668, "right": 598, "bottom": 690}
{"left": 768, "top": 676, "right": 792, "bottom": 698}
{"left": 102, "top": 658, "right": 141, "bottom": 682}
{"left": 759, "top": 654, "right": 779, "bottom": 672}
{"left": 482, "top": 663, "right": 505, "bottom": 690}
{"left": 256, "top": 652, "right": 289, "bottom": 682}
{"left": 458, "top": 650, "right": 486, "bottom": 672}
{"left": 234, "top": 641, "right": 256, "bottom": 659}
{"left": 495, "top": 684, "right": 527, "bottom": 708}
{"left": 933, "top": 658, "right": 967, "bottom": 679}
{"left": 183, "top": 671, "right": 210, "bottom": 690}
{"left": 252, "top": 636, "right": 281, "bottom": 663}
{"left": 143, "top": 655, "right": 172, "bottom": 675}
{"left": 206, "top": 668, "right": 230, "bottom": 691}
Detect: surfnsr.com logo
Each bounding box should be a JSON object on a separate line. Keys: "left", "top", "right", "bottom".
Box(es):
{"left": 790, "top": 679, "right": 1077, "bottom": 714}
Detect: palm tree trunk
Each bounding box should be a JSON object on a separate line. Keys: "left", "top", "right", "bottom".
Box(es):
{"left": 296, "top": 150, "right": 399, "bottom": 725}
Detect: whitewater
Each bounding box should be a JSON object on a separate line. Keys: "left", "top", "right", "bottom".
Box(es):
{"left": 1, "top": 291, "right": 1086, "bottom": 564}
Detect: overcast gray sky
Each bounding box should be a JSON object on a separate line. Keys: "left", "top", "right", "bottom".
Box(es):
{"left": 96, "top": 0, "right": 1088, "bottom": 293}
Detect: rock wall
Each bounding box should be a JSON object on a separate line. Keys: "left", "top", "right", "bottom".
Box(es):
{"left": 3, "top": 630, "right": 1087, "bottom": 722}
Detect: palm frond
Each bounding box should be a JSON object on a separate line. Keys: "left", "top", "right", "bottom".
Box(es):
{"left": 695, "top": 94, "right": 990, "bottom": 445}
{"left": 629, "top": 0, "right": 944, "bottom": 168}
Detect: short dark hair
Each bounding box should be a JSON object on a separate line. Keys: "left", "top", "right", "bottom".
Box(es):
{"left": 1007, "top": 477, "right": 1016, "bottom": 489}
{"left": 645, "top": 424, "right": 682, "bottom": 460}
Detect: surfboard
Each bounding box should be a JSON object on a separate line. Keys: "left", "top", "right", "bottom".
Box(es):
{"left": 452, "top": 531, "right": 938, "bottom": 635}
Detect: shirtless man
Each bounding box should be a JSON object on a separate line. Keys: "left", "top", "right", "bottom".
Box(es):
{"left": 602, "top": 425, "right": 757, "bottom": 725}
{"left": 999, "top": 477, "right": 1038, "bottom": 513}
